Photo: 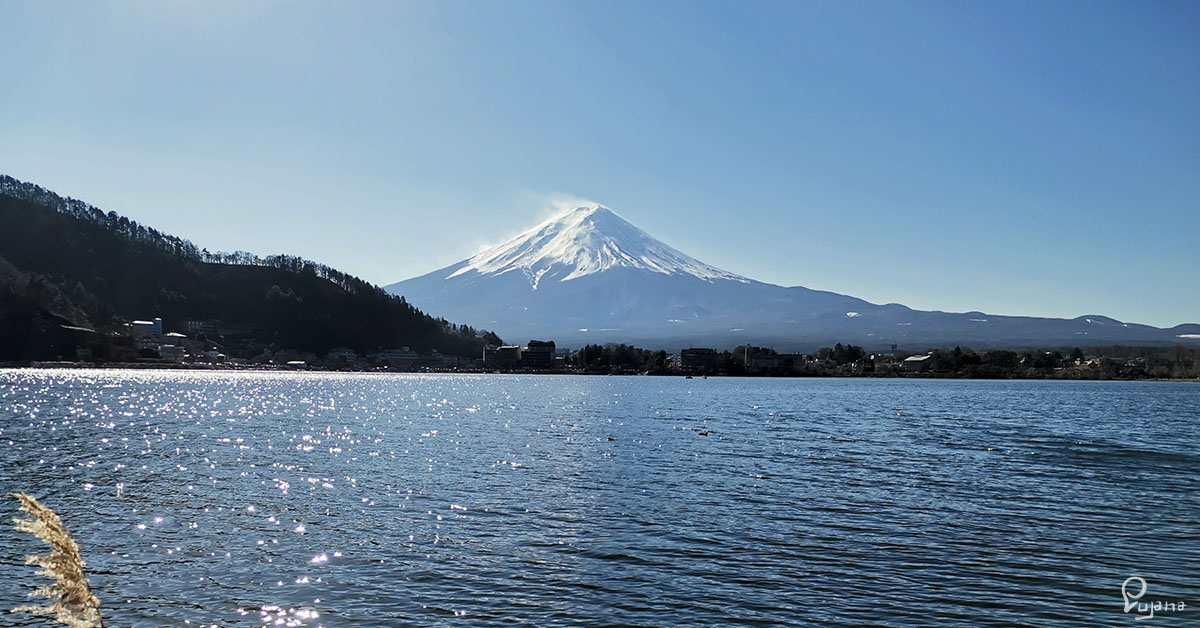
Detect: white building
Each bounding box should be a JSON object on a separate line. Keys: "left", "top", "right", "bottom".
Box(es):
{"left": 131, "top": 317, "right": 163, "bottom": 336}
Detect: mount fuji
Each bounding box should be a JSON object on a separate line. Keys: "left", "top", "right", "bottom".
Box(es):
{"left": 385, "top": 205, "right": 1199, "bottom": 350}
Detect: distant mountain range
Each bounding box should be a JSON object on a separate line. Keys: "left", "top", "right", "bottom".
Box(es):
{"left": 386, "top": 205, "right": 1200, "bottom": 351}
{"left": 0, "top": 175, "right": 493, "bottom": 362}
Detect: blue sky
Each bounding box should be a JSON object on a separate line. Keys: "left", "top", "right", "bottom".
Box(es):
{"left": 1, "top": 1, "right": 1197, "bottom": 327}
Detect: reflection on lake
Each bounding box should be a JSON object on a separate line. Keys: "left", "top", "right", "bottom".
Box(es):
{"left": 1, "top": 370, "right": 1197, "bottom": 626}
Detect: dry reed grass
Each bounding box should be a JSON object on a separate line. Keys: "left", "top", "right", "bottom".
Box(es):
{"left": 10, "top": 492, "right": 105, "bottom": 628}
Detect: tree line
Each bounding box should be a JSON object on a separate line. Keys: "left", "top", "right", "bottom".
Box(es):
{"left": 557, "top": 341, "right": 1200, "bottom": 379}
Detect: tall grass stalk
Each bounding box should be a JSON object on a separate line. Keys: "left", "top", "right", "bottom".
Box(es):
{"left": 10, "top": 492, "right": 105, "bottom": 628}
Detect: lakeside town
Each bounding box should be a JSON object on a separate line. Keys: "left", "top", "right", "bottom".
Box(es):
{"left": 16, "top": 314, "right": 1199, "bottom": 381}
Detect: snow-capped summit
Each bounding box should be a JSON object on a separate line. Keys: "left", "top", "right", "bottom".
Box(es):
{"left": 448, "top": 205, "right": 747, "bottom": 288}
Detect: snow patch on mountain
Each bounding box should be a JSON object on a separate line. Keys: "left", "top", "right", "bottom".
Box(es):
{"left": 447, "top": 205, "right": 748, "bottom": 287}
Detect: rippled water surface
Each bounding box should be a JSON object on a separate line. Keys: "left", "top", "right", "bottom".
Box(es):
{"left": 0, "top": 370, "right": 1197, "bottom": 627}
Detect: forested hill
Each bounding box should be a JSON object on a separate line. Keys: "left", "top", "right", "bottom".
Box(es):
{"left": 0, "top": 175, "right": 498, "bottom": 362}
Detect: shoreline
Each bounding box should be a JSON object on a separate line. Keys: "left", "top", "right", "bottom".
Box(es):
{"left": 2, "top": 361, "right": 1197, "bottom": 382}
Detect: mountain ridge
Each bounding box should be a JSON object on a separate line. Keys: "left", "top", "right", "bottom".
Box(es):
{"left": 386, "top": 204, "right": 1200, "bottom": 351}
{"left": 0, "top": 174, "right": 497, "bottom": 362}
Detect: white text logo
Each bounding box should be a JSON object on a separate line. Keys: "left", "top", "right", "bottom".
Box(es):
{"left": 1122, "top": 576, "right": 1186, "bottom": 621}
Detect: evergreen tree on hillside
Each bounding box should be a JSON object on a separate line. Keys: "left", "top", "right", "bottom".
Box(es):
{"left": 0, "top": 174, "right": 497, "bottom": 361}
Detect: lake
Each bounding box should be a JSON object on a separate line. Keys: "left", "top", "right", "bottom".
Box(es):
{"left": 1, "top": 370, "right": 1196, "bottom": 626}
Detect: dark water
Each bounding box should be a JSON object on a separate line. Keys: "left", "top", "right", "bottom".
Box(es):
{"left": 0, "top": 370, "right": 1196, "bottom": 627}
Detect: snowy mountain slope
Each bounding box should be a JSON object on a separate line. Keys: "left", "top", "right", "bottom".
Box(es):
{"left": 385, "top": 205, "right": 1198, "bottom": 350}
{"left": 448, "top": 205, "right": 747, "bottom": 287}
